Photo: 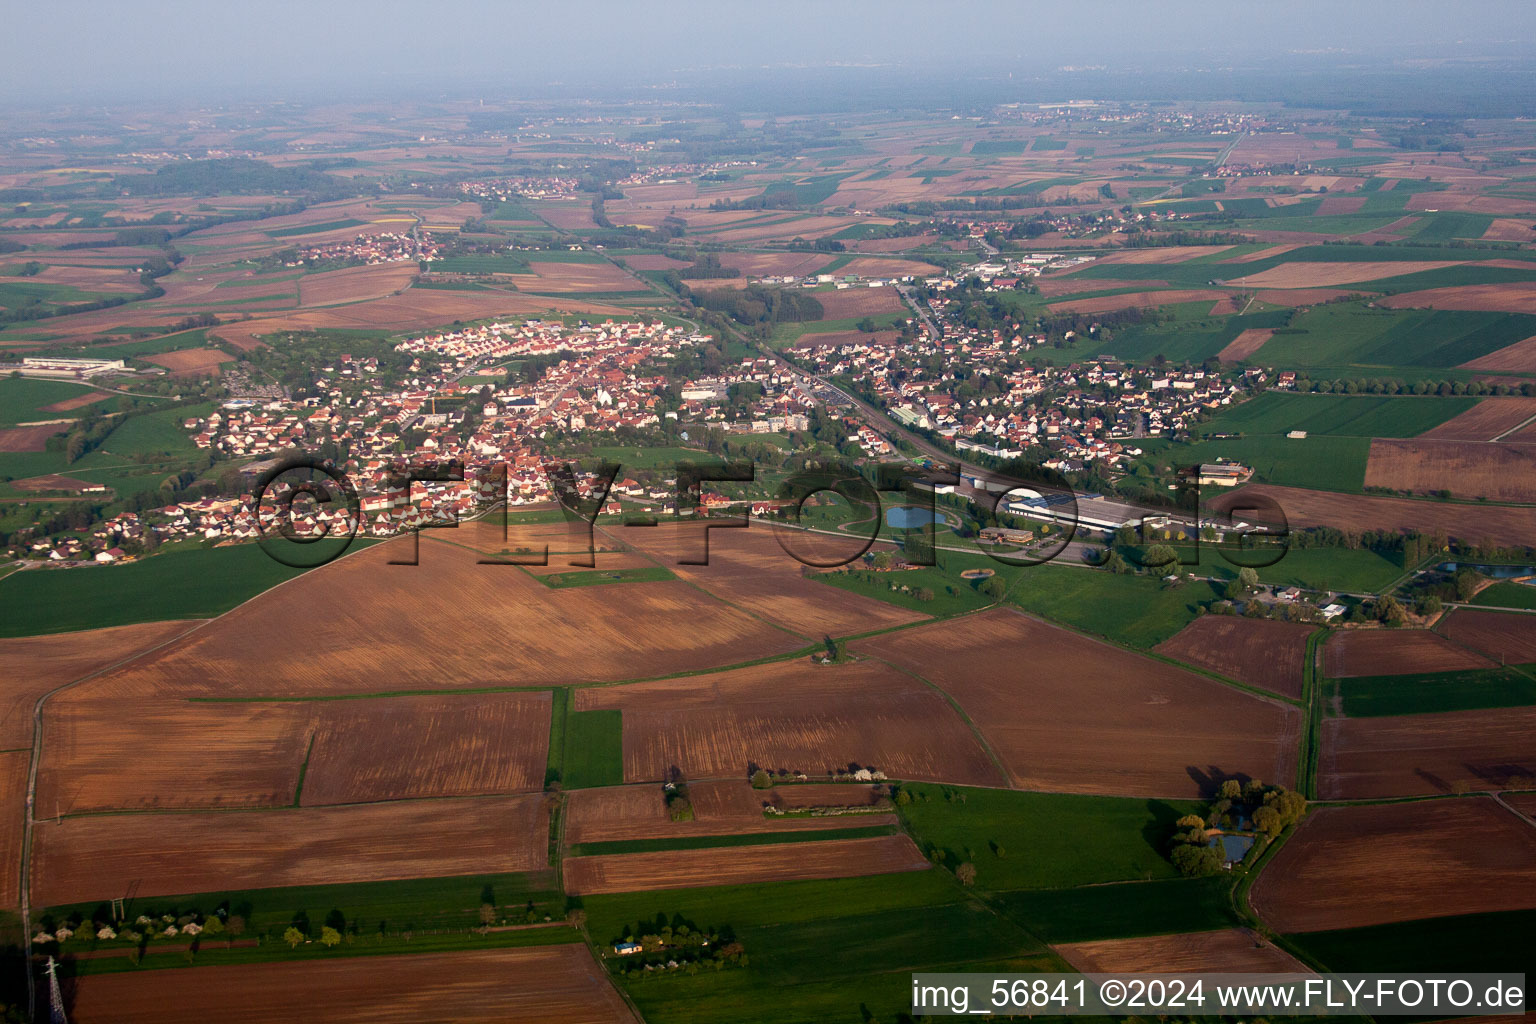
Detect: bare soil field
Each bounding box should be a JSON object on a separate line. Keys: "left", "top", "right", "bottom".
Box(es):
{"left": 847, "top": 235, "right": 933, "bottom": 253}
{"left": 36, "top": 693, "right": 315, "bottom": 814}
{"left": 1461, "top": 335, "right": 1536, "bottom": 373}
{"left": 564, "top": 780, "right": 895, "bottom": 845}
{"left": 9, "top": 474, "right": 99, "bottom": 494}
{"left": 1056, "top": 929, "right": 1308, "bottom": 974}
{"left": 32, "top": 794, "right": 550, "bottom": 906}
{"left": 0, "top": 619, "right": 198, "bottom": 747}
{"left": 1378, "top": 283, "right": 1536, "bottom": 314}
{"left": 0, "top": 751, "right": 26, "bottom": 907}
{"left": 143, "top": 347, "right": 236, "bottom": 375}
{"left": 521, "top": 261, "right": 639, "bottom": 294}
{"left": 856, "top": 608, "right": 1300, "bottom": 798}
{"left": 712, "top": 216, "right": 860, "bottom": 246}
{"left": 1324, "top": 628, "right": 1493, "bottom": 678}
{"left": 1229, "top": 260, "right": 1456, "bottom": 289}
{"left": 714, "top": 252, "right": 835, "bottom": 278}
{"left": 1217, "top": 328, "right": 1275, "bottom": 362}
{"left": 0, "top": 424, "right": 63, "bottom": 451}
{"left": 39, "top": 391, "right": 112, "bottom": 412}
{"left": 1209, "top": 484, "right": 1536, "bottom": 549}
{"left": 563, "top": 833, "right": 928, "bottom": 895}
{"left": 1095, "top": 245, "right": 1235, "bottom": 265}
{"left": 1316, "top": 195, "right": 1367, "bottom": 215}
{"left": 1364, "top": 438, "right": 1536, "bottom": 501}
{"left": 1249, "top": 798, "right": 1536, "bottom": 932}
{"left": 614, "top": 523, "right": 926, "bottom": 638}
{"left": 1503, "top": 790, "right": 1536, "bottom": 817}
{"left": 537, "top": 205, "right": 601, "bottom": 231}
{"left": 1420, "top": 397, "right": 1536, "bottom": 440}
{"left": 1436, "top": 608, "right": 1536, "bottom": 664}
{"left": 299, "top": 692, "right": 551, "bottom": 805}
{"left": 65, "top": 944, "right": 634, "bottom": 1024}
{"left": 78, "top": 529, "right": 802, "bottom": 697}
{"left": 1483, "top": 218, "right": 1536, "bottom": 242}
{"left": 1047, "top": 289, "right": 1230, "bottom": 315}
{"left": 1319, "top": 706, "right": 1536, "bottom": 798}
{"left": 1154, "top": 616, "right": 1314, "bottom": 698}
{"left": 297, "top": 263, "right": 418, "bottom": 306}
{"left": 576, "top": 657, "right": 1003, "bottom": 787}
{"left": 811, "top": 286, "right": 905, "bottom": 318}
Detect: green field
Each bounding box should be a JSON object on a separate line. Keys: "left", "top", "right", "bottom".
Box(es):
{"left": 265, "top": 218, "right": 366, "bottom": 238}
{"left": 430, "top": 254, "right": 533, "bottom": 274}
{"left": 0, "top": 376, "right": 117, "bottom": 424}
{"left": 1286, "top": 909, "right": 1536, "bottom": 975}
{"left": 1195, "top": 392, "right": 1476, "bottom": 439}
{"left": 539, "top": 565, "right": 675, "bottom": 588}
{"left": 581, "top": 871, "right": 1051, "bottom": 1024}
{"left": 896, "top": 785, "right": 1201, "bottom": 890}
{"left": 1252, "top": 305, "right": 1536, "bottom": 370}
{"left": 556, "top": 686, "right": 623, "bottom": 789}
{"left": 1007, "top": 562, "right": 1222, "bottom": 649}
{"left": 1469, "top": 580, "right": 1536, "bottom": 610}
{"left": 989, "top": 876, "right": 1240, "bottom": 943}
{"left": 1143, "top": 433, "right": 1370, "bottom": 492}
{"left": 0, "top": 540, "right": 371, "bottom": 637}
{"left": 1336, "top": 664, "right": 1536, "bottom": 716}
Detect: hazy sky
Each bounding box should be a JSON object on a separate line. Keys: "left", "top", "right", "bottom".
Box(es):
{"left": 5, "top": 0, "right": 1536, "bottom": 105}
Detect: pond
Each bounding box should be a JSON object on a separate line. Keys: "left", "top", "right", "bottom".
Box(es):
{"left": 885, "top": 506, "right": 943, "bottom": 529}
{"left": 1437, "top": 562, "right": 1536, "bottom": 579}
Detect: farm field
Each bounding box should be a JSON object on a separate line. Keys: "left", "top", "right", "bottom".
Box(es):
{"left": 990, "top": 876, "right": 1240, "bottom": 944}
{"left": 1324, "top": 628, "right": 1494, "bottom": 678}
{"left": 64, "top": 945, "right": 636, "bottom": 1024}
{"left": 1286, "top": 909, "right": 1536, "bottom": 976}
{"left": 298, "top": 692, "right": 552, "bottom": 805}
{"left": 1436, "top": 607, "right": 1536, "bottom": 664}
{"left": 563, "top": 780, "right": 895, "bottom": 845}
{"left": 1209, "top": 484, "right": 1536, "bottom": 550}
{"left": 575, "top": 657, "right": 1005, "bottom": 787}
{"left": 0, "top": 750, "right": 25, "bottom": 907}
{"left": 894, "top": 784, "right": 1201, "bottom": 890}
{"left": 1249, "top": 798, "right": 1536, "bottom": 932}
{"left": 1154, "top": 616, "right": 1315, "bottom": 698}
{"left": 1194, "top": 392, "right": 1475, "bottom": 439}
{"left": 31, "top": 794, "right": 550, "bottom": 906}
{"left": 1364, "top": 438, "right": 1536, "bottom": 502}
{"left": 614, "top": 522, "right": 927, "bottom": 638}
{"left": 563, "top": 833, "right": 929, "bottom": 895}
{"left": 0, "top": 618, "right": 198, "bottom": 746}
{"left": 1420, "top": 396, "right": 1536, "bottom": 440}
{"left": 1318, "top": 706, "right": 1536, "bottom": 798}
{"left": 1054, "top": 928, "right": 1307, "bottom": 973}
{"left": 856, "top": 608, "right": 1300, "bottom": 798}
{"left": 67, "top": 529, "right": 803, "bottom": 695}
{"left": 580, "top": 870, "right": 1047, "bottom": 1024}
{"left": 1335, "top": 664, "right": 1536, "bottom": 717}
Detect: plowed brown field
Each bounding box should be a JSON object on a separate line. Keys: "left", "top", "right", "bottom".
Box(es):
{"left": 74, "top": 529, "right": 800, "bottom": 697}
{"left": 1155, "top": 616, "right": 1314, "bottom": 698}
{"left": 1056, "top": 929, "right": 1308, "bottom": 973}
{"left": 1437, "top": 608, "right": 1536, "bottom": 664}
{"left": 65, "top": 945, "right": 635, "bottom": 1024}
{"left": 1319, "top": 706, "right": 1536, "bottom": 798}
{"left": 1249, "top": 799, "right": 1536, "bottom": 932}
{"left": 32, "top": 794, "right": 550, "bottom": 906}
{"left": 856, "top": 608, "right": 1300, "bottom": 798}
{"left": 299, "top": 692, "right": 551, "bottom": 805}
{"left": 564, "top": 780, "right": 893, "bottom": 845}
{"left": 1420, "top": 397, "right": 1536, "bottom": 440}
{"left": 1324, "top": 629, "right": 1493, "bottom": 678}
{"left": 1209, "top": 484, "right": 1536, "bottom": 549}
{"left": 1364, "top": 439, "right": 1536, "bottom": 501}
{"left": 576, "top": 657, "right": 1004, "bottom": 787}
{"left": 563, "top": 833, "right": 929, "bottom": 894}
